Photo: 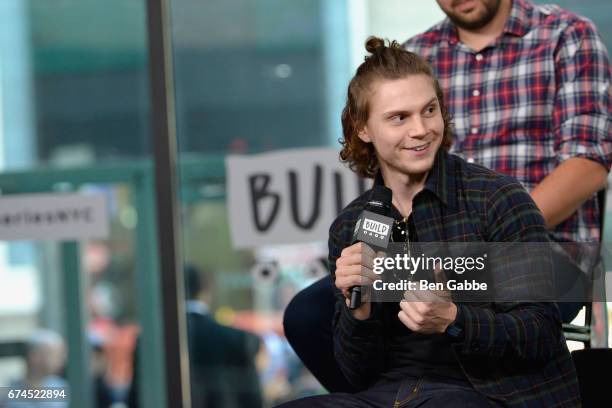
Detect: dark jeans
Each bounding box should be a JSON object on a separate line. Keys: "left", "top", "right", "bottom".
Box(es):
{"left": 283, "top": 276, "right": 583, "bottom": 394}
{"left": 274, "top": 375, "right": 500, "bottom": 408}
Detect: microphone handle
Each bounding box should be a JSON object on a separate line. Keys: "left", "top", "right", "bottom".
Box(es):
{"left": 349, "top": 235, "right": 363, "bottom": 310}
{"left": 349, "top": 285, "right": 362, "bottom": 310}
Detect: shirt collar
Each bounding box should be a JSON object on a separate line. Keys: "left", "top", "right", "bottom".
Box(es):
{"left": 439, "top": 0, "right": 531, "bottom": 45}
{"left": 438, "top": 18, "right": 460, "bottom": 45}
{"left": 424, "top": 148, "right": 449, "bottom": 206}
{"left": 372, "top": 148, "right": 457, "bottom": 210}
{"left": 502, "top": 0, "right": 531, "bottom": 38}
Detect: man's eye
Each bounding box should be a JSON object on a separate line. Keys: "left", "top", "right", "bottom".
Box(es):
{"left": 424, "top": 105, "right": 437, "bottom": 116}
{"left": 390, "top": 115, "right": 406, "bottom": 123}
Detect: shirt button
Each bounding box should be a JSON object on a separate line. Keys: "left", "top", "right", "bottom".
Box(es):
{"left": 467, "top": 157, "right": 475, "bottom": 163}
{"left": 471, "top": 127, "right": 479, "bottom": 134}
{"left": 475, "top": 53, "right": 483, "bottom": 61}
{"left": 472, "top": 89, "right": 480, "bottom": 96}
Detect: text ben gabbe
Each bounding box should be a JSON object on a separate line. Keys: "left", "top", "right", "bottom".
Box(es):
{"left": 371, "top": 253, "right": 489, "bottom": 292}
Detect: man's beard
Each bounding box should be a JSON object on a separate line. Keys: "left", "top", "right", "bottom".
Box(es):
{"left": 445, "top": 0, "right": 503, "bottom": 30}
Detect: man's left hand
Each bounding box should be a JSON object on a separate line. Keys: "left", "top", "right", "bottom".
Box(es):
{"left": 398, "top": 266, "right": 457, "bottom": 334}
{"left": 398, "top": 289, "right": 457, "bottom": 334}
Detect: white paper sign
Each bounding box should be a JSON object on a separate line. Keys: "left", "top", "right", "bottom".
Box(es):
{"left": 227, "top": 148, "right": 370, "bottom": 249}
{"left": 0, "top": 193, "right": 109, "bottom": 241}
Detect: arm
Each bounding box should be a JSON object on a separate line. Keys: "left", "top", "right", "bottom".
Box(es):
{"left": 533, "top": 20, "right": 612, "bottom": 228}
{"left": 450, "top": 179, "right": 563, "bottom": 362}
{"left": 531, "top": 157, "right": 607, "bottom": 229}
{"left": 453, "top": 302, "right": 562, "bottom": 362}
{"left": 329, "top": 219, "right": 385, "bottom": 390}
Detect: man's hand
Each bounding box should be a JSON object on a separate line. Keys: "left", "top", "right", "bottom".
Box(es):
{"left": 335, "top": 242, "right": 382, "bottom": 320}
{"left": 398, "top": 267, "right": 457, "bottom": 334}
{"left": 398, "top": 291, "right": 457, "bottom": 334}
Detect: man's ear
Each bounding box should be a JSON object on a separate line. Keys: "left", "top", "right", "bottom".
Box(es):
{"left": 357, "top": 127, "right": 371, "bottom": 143}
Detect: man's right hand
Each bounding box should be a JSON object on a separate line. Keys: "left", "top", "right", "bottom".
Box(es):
{"left": 334, "top": 242, "right": 380, "bottom": 320}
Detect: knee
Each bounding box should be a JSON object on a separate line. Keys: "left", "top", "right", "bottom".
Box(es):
{"left": 283, "top": 277, "right": 335, "bottom": 343}
{"left": 283, "top": 288, "right": 311, "bottom": 342}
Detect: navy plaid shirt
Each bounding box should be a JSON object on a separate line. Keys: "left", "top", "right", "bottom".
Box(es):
{"left": 329, "top": 150, "right": 580, "bottom": 407}
{"left": 404, "top": 0, "right": 612, "bottom": 243}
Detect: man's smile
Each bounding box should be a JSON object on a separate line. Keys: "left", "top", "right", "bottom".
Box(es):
{"left": 405, "top": 142, "right": 432, "bottom": 152}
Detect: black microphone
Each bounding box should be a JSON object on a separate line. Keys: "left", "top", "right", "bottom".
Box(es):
{"left": 349, "top": 186, "right": 393, "bottom": 310}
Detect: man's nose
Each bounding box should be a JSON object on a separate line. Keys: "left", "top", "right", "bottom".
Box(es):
{"left": 408, "top": 116, "right": 427, "bottom": 138}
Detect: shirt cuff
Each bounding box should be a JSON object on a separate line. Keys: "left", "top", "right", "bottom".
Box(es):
{"left": 339, "top": 301, "right": 382, "bottom": 337}
{"left": 445, "top": 303, "right": 465, "bottom": 341}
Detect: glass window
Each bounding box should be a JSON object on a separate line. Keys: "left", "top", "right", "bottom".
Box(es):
{"left": 0, "top": 1, "right": 164, "bottom": 408}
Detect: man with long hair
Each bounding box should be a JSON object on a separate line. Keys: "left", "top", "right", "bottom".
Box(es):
{"left": 277, "top": 37, "right": 579, "bottom": 408}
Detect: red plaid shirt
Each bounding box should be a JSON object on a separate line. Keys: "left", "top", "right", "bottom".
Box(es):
{"left": 404, "top": 0, "right": 612, "bottom": 242}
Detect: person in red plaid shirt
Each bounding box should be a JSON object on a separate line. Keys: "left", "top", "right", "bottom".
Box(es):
{"left": 404, "top": 0, "right": 611, "bottom": 245}
{"left": 282, "top": 0, "right": 610, "bottom": 403}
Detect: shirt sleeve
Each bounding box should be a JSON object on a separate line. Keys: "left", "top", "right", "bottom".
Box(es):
{"left": 328, "top": 217, "right": 385, "bottom": 390}
{"left": 553, "top": 19, "right": 612, "bottom": 170}
{"left": 449, "top": 177, "right": 564, "bottom": 361}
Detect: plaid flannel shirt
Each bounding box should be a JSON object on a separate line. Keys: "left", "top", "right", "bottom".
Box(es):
{"left": 404, "top": 0, "right": 612, "bottom": 243}
{"left": 329, "top": 150, "right": 580, "bottom": 407}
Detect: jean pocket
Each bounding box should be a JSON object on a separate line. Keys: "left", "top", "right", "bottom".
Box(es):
{"left": 393, "top": 377, "right": 423, "bottom": 408}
